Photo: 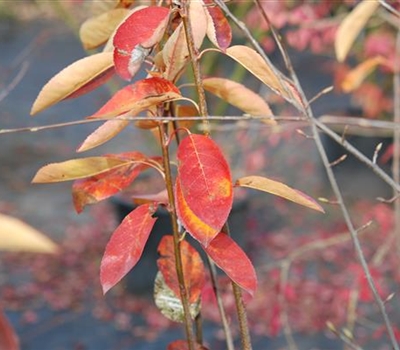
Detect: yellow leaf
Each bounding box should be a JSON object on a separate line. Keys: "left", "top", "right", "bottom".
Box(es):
{"left": 335, "top": 0, "right": 379, "bottom": 62}
{"left": 77, "top": 119, "right": 130, "bottom": 152}
{"left": 0, "top": 214, "right": 58, "bottom": 254}
{"left": 203, "top": 77, "right": 276, "bottom": 125}
{"left": 31, "top": 52, "right": 114, "bottom": 115}
{"left": 236, "top": 176, "right": 324, "bottom": 213}
{"left": 223, "top": 46, "right": 301, "bottom": 107}
{"left": 80, "top": 8, "right": 130, "bottom": 50}
{"left": 341, "top": 56, "right": 386, "bottom": 92}
{"left": 32, "top": 157, "right": 130, "bottom": 183}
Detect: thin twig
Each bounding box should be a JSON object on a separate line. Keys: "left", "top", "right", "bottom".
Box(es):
{"left": 206, "top": 257, "right": 235, "bottom": 350}
{"left": 393, "top": 29, "right": 400, "bottom": 254}
{"left": 0, "top": 61, "right": 30, "bottom": 104}
{"left": 158, "top": 125, "right": 196, "bottom": 350}
{"left": 252, "top": 3, "right": 400, "bottom": 349}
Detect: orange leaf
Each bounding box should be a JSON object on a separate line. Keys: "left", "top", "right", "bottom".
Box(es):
{"left": 72, "top": 152, "right": 153, "bottom": 213}
{"left": 204, "top": 232, "right": 257, "bottom": 296}
{"left": 113, "top": 6, "right": 170, "bottom": 80}
{"left": 176, "top": 134, "right": 233, "bottom": 246}
{"left": 335, "top": 0, "right": 379, "bottom": 62}
{"left": 167, "top": 340, "right": 208, "bottom": 350}
{"left": 157, "top": 235, "right": 205, "bottom": 303}
{"left": 87, "top": 77, "right": 180, "bottom": 119}
{"left": 341, "top": 56, "right": 387, "bottom": 93}
{"left": 203, "top": 77, "right": 275, "bottom": 124}
{"left": 32, "top": 156, "right": 130, "bottom": 183}
{"left": 175, "top": 179, "right": 218, "bottom": 246}
{"left": 236, "top": 176, "right": 324, "bottom": 213}
{"left": 31, "top": 52, "right": 114, "bottom": 115}
{"left": 100, "top": 203, "right": 157, "bottom": 294}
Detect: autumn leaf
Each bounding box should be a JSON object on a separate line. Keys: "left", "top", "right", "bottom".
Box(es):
{"left": 80, "top": 8, "right": 130, "bottom": 50}
{"left": 341, "top": 56, "right": 387, "bottom": 93}
{"left": 32, "top": 157, "right": 131, "bottom": 183}
{"left": 72, "top": 152, "right": 155, "bottom": 213}
{"left": 0, "top": 214, "right": 58, "bottom": 254}
{"left": 157, "top": 235, "right": 205, "bottom": 303}
{"left": 77, "top": 119, "right": 130, "bottom": 153}
{"left": 203, "top": 0, "right": 232, "bottom": 50}
{"left": 154, "top": 272, "right": 201, "bottom": 323}
{"left": 87, "top": 77, "right": 181, "bottom": 119}
{"left": 175, "top": 179, "right": 219, "bottom": 247}
{"left": 0, "top": 309, "right": 19, "bottom": 350}
{"left": 167, "top": 340, "right": 209, "bottom": 350}
{"left": 203, "top": 77, "right": 275, "bottom": 124}
{"left": 77, "top": 77, "right": 181, "bottom": 151}
{"left": 113, "top": 6, "right": 171, "bottom": 80}
{"left": 163, "top": 1, "right": 207, "bottom": 81}
{"left": 31, "top": 52, "right": 114, "bottom": 115}
{"left": 204, "top": 232, "right": 257, "bottom": 296}
{"left": 236, "top": 176, "right": 324, "bottom": 213}
{"left": 335, "top": 0, "right": 380, "bottom": 62}
{"left": 100, "top": 203, "right": 157, "bottom": 294}
{"left": 222, "top": 46, "right": 300, "bottom": 106}
{"left": 176, "top": 134, "right": 233, "bottom": 246}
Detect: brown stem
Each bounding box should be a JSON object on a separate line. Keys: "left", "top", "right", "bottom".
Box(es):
{"left": 195, "top": 312, "right": 203, "bottom": 345}
{"left": 393, "top": 30, "right": 400, "bottom": 254}
{"left": 179, "top": 0, "right": 210, "bottom": 134}
{"left": 206, "top": 256, "right": 235, "bottom": 350}
{"left": 223, "top": 223, "right": 252, "bottom": 350}
{"left": 158, "top": 125, "right": 196, "bottom": 350}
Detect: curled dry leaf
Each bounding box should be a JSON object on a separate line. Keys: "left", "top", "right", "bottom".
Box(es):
{"left": 203, "top": 232, "right": 257, "bottom": 296}
{"left": 203, "top": 77, "right": 276, "bottom": 124}
{"left": 31, "top": 52, "right": 114, "bottom": 115}
{"left": 341, "top": 56, "right": 387, "bottom": 93}
{"left": 335, "top": 0, "right": 380, "bottom": 62}
{"left": 154, "top": 272, "right": 201, "bottom": 323}
{"left": 157, "top": 235, "right": 205, "bottom": 303}
{"left": 113, "top": 6, "right": 171, "bottom": 80}
{"left": 236, "top": 175, "right": 324, "bottom": 213}
{"left": 203, "top": 0, "right": 232, "bottom": 50}
{"left": 100, "top": 203, "right": 157, "bottom": 294}
{"left": 0, "top": 214, "right": 58, "bottom": 254}
{"left": 32, "top": 157, "right": 129, "bottom": 183}
{"left": 163, "top": 1, "right": 207, "bottom": 81}
{"left": 80, "top": 8, "right": 130, "bottom": 50}
{"left": 176, "top": 134, "right": 233, "bottom": 246}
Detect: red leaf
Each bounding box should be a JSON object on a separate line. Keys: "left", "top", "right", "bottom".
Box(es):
{"left": 203, "top": 0, "right": 232, "bottom": 50}
{"left": 176, "top": 134, "right": 233, "bottom": 246}
{"left": 0, "top": 309, "right": 19, "bottom": 350}
{"left": 72, "top": 152, "right": 154, "bottom": 213}
{"left": 100, "top": 203, "right": 157, "bottom": 294}
{"left": 175, "top": 179, "right": 219, "bottom": 248}
{"left": 157, "top": 235, "right": 206, "bottom": 303}
{"left": 204, "top": 232, "right": 257, "bottom": 296}
{"left": 113, "top": 6, "right": 170, "bottom": 80}
{"left": 167, "top": 340, "right": 209, "bottom": 350}
{"left": 88, "top": 77, "right": 180, "bottom": 119}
